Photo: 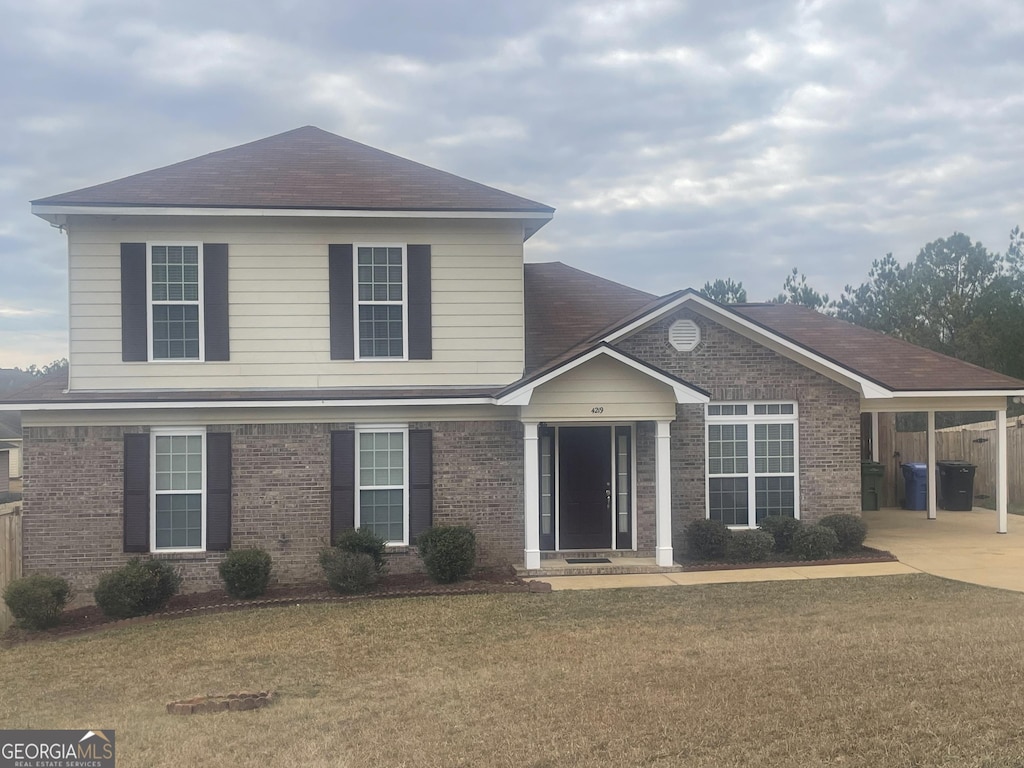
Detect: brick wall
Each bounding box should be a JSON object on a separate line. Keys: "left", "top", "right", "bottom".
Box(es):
{"left": 618, "top": 307, "right": 861, "bottom": 539}
{"left": 22, "top": 420, "right": 523, "bottom": 600}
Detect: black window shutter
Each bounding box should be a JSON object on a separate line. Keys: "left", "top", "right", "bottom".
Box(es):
{"left": 203, "top": 244, "right": 230, "bottom": 361}
{"left": 407, "top": 245, "right": 432, "bottom": 360}
{"left": 330, "top": 430, "right": 355, "bottom": 543}
{"left": 121, "top": 243, "right": 148, "bottom": 362}
{"left": 408, "top": 429, "right": 433, "bottom": 544}
{"left": 206, "top": 433, "right": 232, "bottom": 551}
{"left": 329, "top": 245, "right": 354, "bottom": 360}
{"left": 123, "top": 433, "right": 150, "bottom": 552}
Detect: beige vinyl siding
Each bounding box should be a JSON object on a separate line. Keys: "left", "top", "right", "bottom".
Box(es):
{"left": 67, "top": 216, "right": 526, "bottom": 391}
{"left": 521, "top": 356, "right": 677, "bottom": 422}
{"left": 23, "top": 404, "right": 517, "bottom": 428}
{"left": 6, "top": 444, "right": 20, "bottom": 478}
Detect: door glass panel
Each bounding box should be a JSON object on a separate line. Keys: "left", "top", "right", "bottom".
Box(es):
{"left": 540, "top": 434, "right": 553, "bottom": 536}
{"left": 616, "top": 433, "right": 629, "bottom": 534}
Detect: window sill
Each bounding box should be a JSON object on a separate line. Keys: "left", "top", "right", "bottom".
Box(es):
{"left": 149, "top": 550, "right": 210, "bottom": 560}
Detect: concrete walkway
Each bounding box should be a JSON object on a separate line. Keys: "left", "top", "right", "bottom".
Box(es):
{"left": 863, "top": 507, "right": 1024, "bottom": 592}
{"left": 527, "top": 508, "right": 1024, "bottom": 592}
{"left": 528, "top": 561, "right": 916, "bottom": 591}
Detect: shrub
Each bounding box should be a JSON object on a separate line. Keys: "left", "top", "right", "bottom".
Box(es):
{"left": 758, "top": 516, "right": 803, "bottom": 553}
{"left": 218, "top": 548, "right": 273, "bottom": 599}
{"left": 333, "top": 527, "right": 388, "bottom": 573}
{"left": 3, "top": 574, "right": 72, "bottom": 630}
{"left": 319, "top": 549, "right": 379, "bottom": 594}
{"left": 94, "top": 558, "right": 182, "bottom": 619}
{"left": 818, "top": 514, "right": 868, "bottom": 553}
{"left": 416, "top": 526, "right": 476, "bottom": 583}
{"left": 726, "top": 530, "right": 775, "bottom": 563}
{"left": 685, "top": 519, "right": 730, "bottom": 561}
{"left": 791, "top": 525, "right": 840, "bottom": 561}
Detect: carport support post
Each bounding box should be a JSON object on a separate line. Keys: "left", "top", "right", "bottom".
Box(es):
{"left": 927, "top": 410, "right": 937, "bottom": 520}
{"left": 870, "top": 412, "right": 880, "bottom": 462}
{"left": 655, "top": 420, "right": 673, "bottom": 567}
{"left": 997, "top": 408, "right": 1008, "bottom": 534}
{"left": 523, "top": 421, "right": 541, "bottom": 570}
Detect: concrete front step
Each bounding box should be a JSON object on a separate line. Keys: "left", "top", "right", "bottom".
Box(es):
{"left": 516, "top": 557, "right": 684, "bottom": 578}
{"left": 539, "top": 549, "right": 653, "bottom": 560}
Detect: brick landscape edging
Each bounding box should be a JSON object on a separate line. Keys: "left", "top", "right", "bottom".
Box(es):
{"left": 680, "top": 547, "right": 898, "bottom": 572}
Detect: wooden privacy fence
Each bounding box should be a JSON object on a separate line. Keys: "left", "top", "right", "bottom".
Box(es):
{"left": 876, "top": 416, "right": 1024, "bottom": 508}
{"left": 0, "top": 505, "right": 22, "bottom": 632}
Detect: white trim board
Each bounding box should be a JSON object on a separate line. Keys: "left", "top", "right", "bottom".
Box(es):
{"left": 600, "top": 291, "right": 893, "bottom": 400}
{"left": 496, "top": 345, "right": 709, "bottom": 407}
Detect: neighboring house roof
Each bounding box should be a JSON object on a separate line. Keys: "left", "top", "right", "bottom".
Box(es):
{"left": 0, "top": 369, "right": 34, "bottom": 397}
{"left": 0, "top": 441, "right": 17, "bottom": 451}
{"left": 33, "top": 126, "right": 554, "bottom": 216}
{"left": 0, "top": 411, "right": 20, "bottom": 440}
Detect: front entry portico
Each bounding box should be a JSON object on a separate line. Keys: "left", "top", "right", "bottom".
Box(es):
{"left": 507, "top": 345, "right": 712, "bottom": 571}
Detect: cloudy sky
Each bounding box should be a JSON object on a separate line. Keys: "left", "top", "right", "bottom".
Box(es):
{"left": 2, "top": 0, "right": 1023, "bottom": 367}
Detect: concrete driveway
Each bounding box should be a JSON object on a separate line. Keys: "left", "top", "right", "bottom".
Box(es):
{"left": 863, "top": 507, "right": 1024, "bottom": 592}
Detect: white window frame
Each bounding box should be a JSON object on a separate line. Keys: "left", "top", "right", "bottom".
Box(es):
{"left": 353, "top": 243, "right": 408, "bottom": 362}
{"left": 705, "top": 402, "right": 800, "bottom": 528}
{"left": 146, "top": 241, "right": 205, "bottom": 362}
{"left": 150, "top": 426, "right": 207, "bottom": 553}
{"left": 354, "top": 424, "right": 410, "bottom": 546}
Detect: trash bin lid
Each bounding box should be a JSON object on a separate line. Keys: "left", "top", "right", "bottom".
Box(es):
{"left": 902, "top": 462, "right": 927, "bottom": 470}
{"left": 937, "top": 460, "right": 974, "bottom": 468}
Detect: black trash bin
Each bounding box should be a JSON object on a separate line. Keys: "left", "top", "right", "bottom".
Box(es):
{"left": 937, "top": 460, "right": 977, "bottom": 511}
{"left": 861, "top": 461, "right": 885, "bottom": 511}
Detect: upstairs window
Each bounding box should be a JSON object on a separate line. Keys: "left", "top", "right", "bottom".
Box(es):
{"left": 356, "top": 245, "right": 406, "bottom": 359}
{"left": 149, "top": 244, "right": 203, "bottom": 360}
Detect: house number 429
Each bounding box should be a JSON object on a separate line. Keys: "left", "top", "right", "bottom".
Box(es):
{"left": 591, "top": 406, "right": 605, "bottom": 414}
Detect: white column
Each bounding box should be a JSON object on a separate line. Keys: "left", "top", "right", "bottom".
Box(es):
{"left": 655, "top": 420, "right": 674, "bottom": 567}
{"left": 870, "top": 412, "right": 880, "bottom": 463}
{"left": 926, "top": 410, "right": 937, "bottom": 520}
{"left": 523, "top": 421, "right": 541, "bottom": 569}
{"left": 997, "top": 408, "right": 1008, "bottom": 534}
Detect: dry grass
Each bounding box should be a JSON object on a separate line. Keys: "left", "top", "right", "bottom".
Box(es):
{"left": 3, "top": 575, "right": 1024, "bottom": 767}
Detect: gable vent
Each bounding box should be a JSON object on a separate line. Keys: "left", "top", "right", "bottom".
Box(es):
{"left": 669, "top": 319, "right": 701, "bottom": 351}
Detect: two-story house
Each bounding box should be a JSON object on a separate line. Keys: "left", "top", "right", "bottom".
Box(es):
{"left": 7, "top": 126, "right": 1024, "bottom": 595}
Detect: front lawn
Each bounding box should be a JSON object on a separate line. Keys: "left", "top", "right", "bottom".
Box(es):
{"left": 3, "top": 575, "right": 1024, "bottom": 767}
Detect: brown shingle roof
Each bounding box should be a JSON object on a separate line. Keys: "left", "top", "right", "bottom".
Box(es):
{"left": 731, "top": 303, "right": 1024, "bottom": 392}
{"left": 33, "top": 126, "right": 554, "bottom": 214}
{"left": 524, "top": 262, "right": 654, "bottom": 373}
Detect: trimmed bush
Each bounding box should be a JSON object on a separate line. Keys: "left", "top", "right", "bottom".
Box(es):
{"left": 758, "top": 516, "right": 803, "bottom": 553}
{"left": 726, "top": 530, "right": 775, "bottom": 563}
{"left": 3, "top": 574, "right": 72, "bottom": 630}
{"left": 818, "top": 514, "right": 868, "bottom": 553}
{"left": 333, "top": 527, "right": 388, "bottom": 573}
{"left": 791, "top": 525, "right": 839, "bottom": 561}
{"left": 319, "top": 549, "right": 379, "bottom": 594}
{"left": 94, "top": 558, "right": 182, "bottom": 619}
{"left": 416, "top": 526, "right": 476, "bottom": 583}
{"left": 685, "top": 519, "right": 730, "bottom": 561}
{"left": 218, "top": 548, "right": 273, "bottom": 599}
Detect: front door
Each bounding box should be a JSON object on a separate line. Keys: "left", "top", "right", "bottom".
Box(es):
{"left": 558, "top": 426, "right": 612, "bottom": 549}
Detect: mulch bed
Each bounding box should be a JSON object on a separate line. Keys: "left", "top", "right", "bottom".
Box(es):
{"left": 2, "top": 568, "right": 542, "bottom": 645}
{"left": 678, "top": 546, "right": 898, "bottom": 571}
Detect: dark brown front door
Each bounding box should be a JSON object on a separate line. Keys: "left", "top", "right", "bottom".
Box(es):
{"left": 558, "top": 426, "right": 612, "bottom": 549}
